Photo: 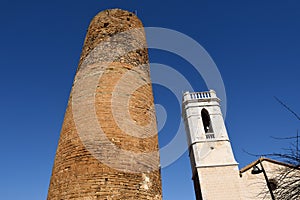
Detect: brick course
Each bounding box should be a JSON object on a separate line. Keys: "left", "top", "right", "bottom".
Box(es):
{"left": 47, "top": 9, "right": 162, "bottom": 200}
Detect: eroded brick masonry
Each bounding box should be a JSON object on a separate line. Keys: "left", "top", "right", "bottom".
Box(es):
{"left": 47, "top": 9, "right": 162, "bottom": 200}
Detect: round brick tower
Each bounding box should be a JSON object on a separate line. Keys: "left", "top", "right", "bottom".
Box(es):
{"left": 47, "top": 9, "right": 162, "bottom": 200}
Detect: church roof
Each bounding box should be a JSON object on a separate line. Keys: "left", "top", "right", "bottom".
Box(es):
{"left": 239, "top": 157, "right": 299, "bottom": 175}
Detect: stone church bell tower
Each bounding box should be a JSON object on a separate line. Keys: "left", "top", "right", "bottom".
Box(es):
{"left": 182, "top": 90, "right": 242, "bottom": 200}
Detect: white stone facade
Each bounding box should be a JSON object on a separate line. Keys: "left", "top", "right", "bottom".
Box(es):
{"left": 182, "top": 90, "right": 299, "bottom": 200}
{"left": 182, "top": 90, "right": 241, "bottom": 199}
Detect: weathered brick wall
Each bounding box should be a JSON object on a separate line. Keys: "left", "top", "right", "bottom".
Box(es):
{"left": 47, "top": 9, "right": 162, "bottom": 200}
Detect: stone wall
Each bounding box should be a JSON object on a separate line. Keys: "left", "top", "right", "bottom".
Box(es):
{"left": 47, "top": 9, "right": 162, "bottom": 200}
{"left": 240, "top": 159, "right": 288, "bottom": 200}
{"left": 197, "top": 166, "right": 242, "bottom": 199}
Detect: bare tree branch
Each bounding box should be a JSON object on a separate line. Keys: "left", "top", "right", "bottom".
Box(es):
{"left": 274, "top": 96, "right": 300, "bottom": 121}
{"left": 260, "top": 98, "right": 300, "bottom": 199}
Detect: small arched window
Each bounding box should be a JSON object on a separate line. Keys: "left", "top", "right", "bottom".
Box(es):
{"left": 201, "top": 109, "right": 213, "bottom": 133}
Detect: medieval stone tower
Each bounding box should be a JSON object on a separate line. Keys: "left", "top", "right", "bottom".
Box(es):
{"left": 182, "top": 90, "right": 241, "bottom": 200}
{"left": 47, "top": 9, "right": 162, "bottom": 200}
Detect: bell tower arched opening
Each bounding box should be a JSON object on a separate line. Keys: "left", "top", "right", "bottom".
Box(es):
{"left": 201, "top": 108, "right": 213, "bottom": 133}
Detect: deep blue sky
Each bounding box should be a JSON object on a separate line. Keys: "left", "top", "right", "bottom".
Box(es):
{"left": 0, "top": 1, "right": 299, "bottom": 200}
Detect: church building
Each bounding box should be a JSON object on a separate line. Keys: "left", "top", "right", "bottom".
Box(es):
{"left": 182, "top": 90, "right": 299, "bottom": 200}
